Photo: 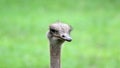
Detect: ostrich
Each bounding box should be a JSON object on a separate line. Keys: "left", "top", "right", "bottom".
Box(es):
{"left": 47, "top": 22, "right": 72, "bottom": 68}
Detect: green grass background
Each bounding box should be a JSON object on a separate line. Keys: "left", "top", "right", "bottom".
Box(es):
{"left": 0, "top": 0, "right": 120, "bottom": 68}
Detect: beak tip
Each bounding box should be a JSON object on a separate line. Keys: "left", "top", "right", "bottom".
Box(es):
{"left": 66, "top": 38, "right": 72, "bottom": 42}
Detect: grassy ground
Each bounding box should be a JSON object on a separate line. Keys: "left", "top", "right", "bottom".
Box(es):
{"left": 0, "top": 0, "right": 120, "bottom": 68}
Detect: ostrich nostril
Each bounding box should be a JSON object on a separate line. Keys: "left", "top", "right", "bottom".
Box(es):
{"left": 62, "top": 35, "right": 65, "bottom": 37}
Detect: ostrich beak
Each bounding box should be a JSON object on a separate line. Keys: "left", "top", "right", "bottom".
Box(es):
{"left": 65, "top": 37, "right": 72, "bottom": 42}
{"left": 61, "top": 34, "right": 72, "bottom": 42}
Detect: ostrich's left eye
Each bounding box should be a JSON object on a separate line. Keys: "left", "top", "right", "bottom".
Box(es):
{"left": 50, "top": 29, "right": 58, "bottom": 33}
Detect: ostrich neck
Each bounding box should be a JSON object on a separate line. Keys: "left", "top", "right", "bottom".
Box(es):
{"left": 50, "top": 42, "right": 63, "bottom": 68}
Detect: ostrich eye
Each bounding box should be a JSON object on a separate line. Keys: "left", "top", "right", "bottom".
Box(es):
{"left": 50, "top": 29, "right": 58, "bottom": 33}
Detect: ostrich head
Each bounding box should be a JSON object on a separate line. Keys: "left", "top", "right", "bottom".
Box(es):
{"left": 47, "top": 22, "right": 72, "bottom": 45}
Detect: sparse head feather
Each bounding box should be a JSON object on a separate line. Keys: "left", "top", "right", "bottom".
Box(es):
{"left": 49, "top": 22, "right": 72, "bottom": 33}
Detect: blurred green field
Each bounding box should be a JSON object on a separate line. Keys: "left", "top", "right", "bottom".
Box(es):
{"left": 0, "top": 0, "right": 120, "bottom": 68}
